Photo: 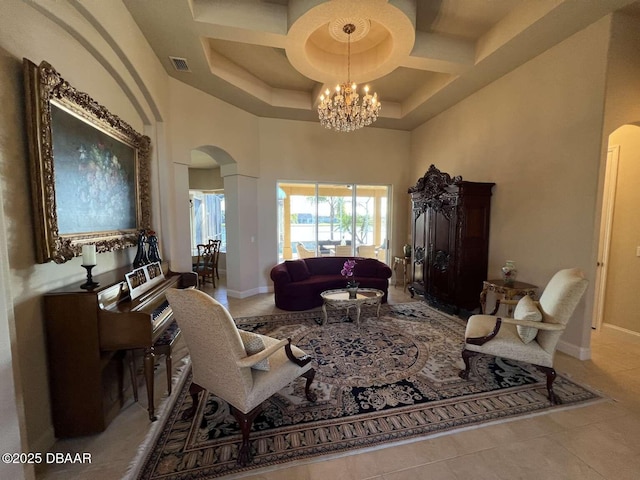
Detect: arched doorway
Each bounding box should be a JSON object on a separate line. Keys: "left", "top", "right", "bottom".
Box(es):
{"left": 188, "top": 148, "right": 226, "bottom": 271}
{"left": 172, "top": 145, "right": 238, "bottom": 284}
{"left": 594, "top": 124, "right": 640, "bottom": 338}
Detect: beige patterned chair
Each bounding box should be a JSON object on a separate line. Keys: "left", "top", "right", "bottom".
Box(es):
{"left": 296, "top": 242, "right": 316, "bottom": 258}
{"left": 334, "top": 245, "right": 353, "bottom": 256}
{"left": 357, "top": 244, "right": 377, "bottom": 258}
{"left": 165, "top": 288, "right": 316, "bottom": 465}
{"left": 459, "top": 268, "right": 588, "bottom": 404}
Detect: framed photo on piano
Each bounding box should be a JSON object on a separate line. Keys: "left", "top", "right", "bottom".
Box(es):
{"left": 23, "top": 58, "right": 151, "bottom": 264}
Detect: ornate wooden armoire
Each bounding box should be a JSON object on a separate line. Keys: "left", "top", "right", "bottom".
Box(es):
{"left": 408, "top": 165, "right": 494, "bottom": 311}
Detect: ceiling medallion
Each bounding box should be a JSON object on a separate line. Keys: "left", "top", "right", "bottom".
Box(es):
{"left": 328, "top": 17, "right": 370, "bottom": 43}
{"left": 317, "top": 23, "right": 381, "bottom": 132}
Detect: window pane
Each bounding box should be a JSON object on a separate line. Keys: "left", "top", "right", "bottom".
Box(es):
{"left": 190, "top": 190, "right": 226, "bottom": 254}
{"left": 277, "top": 182, "right": 390, "bottom": 263}
{"left": 291, "top": 192, "right": 316, "bottom": 257}
{"left": 318, "top": 184, "right": 353, "bottom": 256}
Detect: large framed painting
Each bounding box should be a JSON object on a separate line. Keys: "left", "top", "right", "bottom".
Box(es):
{"left": 23, "top": 59, "right": 151, "bottom": 264}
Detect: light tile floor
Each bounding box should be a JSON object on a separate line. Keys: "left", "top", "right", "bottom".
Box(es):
{"left": 37, "top": 277, "right": 640, "bottom": 480}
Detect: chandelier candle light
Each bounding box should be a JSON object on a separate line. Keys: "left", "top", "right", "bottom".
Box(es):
{"left": 318, "top": 23, "right": 381, "bottom": 132}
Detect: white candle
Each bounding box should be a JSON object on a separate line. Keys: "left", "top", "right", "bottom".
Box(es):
{"left": 82, "top": 244, "right": 97, "bottom": 266}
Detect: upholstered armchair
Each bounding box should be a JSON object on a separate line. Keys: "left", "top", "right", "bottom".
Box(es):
{"left": 165, "top": 288, "right": 316, "bottom": 465}
{"left": 459, "top": 268, "right": 588, "bottom": 404}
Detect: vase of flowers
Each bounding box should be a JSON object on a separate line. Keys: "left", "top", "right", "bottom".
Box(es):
{"left": 501, "top": 260, "right": 518, "bottom": 286}
{"left": 342, "top": 259, "right": 359, "bottom": 298}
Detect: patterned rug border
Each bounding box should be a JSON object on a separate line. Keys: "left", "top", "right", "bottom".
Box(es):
{"left": 220, "top": 394, "right": 609, "bottom": 480}
{"left": 131, "top": 302, "right": 605, "bottom": 479}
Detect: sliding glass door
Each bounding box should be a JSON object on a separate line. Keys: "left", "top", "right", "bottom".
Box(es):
{"left": 277, "top": 182, "right": 390, "bottom": 263}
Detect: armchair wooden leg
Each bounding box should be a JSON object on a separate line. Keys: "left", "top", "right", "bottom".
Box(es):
{"left": 302, "top": 368, "right": 317, "bottom": 402}
{"left": 230, "top": 405, "right": 262, "bottom": 466}
{"left": 459, "top": 348, "right": 478, "bottom": 379}
{"left": 536, "top": 365, "right": 560, "bottom": 404}
{"left": 182, "top": 382, "right": 204, "bottom": 421}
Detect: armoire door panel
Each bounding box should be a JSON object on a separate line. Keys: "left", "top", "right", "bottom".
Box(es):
{"left": 412, "top": 211, "right": 426, "bottom": 287}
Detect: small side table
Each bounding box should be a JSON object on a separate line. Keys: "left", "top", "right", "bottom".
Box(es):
{"left": 393, "top": 256, "right": 410, "bottom": 291}
{"left": 320, "top": 288, "right": 384, "bottom": 328}
{"left": 480, "top": 279, "right": 538, "bottom": 316}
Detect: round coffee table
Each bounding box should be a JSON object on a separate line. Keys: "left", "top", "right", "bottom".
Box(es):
{"left": 320, "top": 288, "right": 384, "bottom": 328}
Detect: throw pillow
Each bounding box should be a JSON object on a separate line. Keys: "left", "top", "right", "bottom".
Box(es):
{"left": 353, "top": 259, "right": 377, "bottom": 277}
{"left": 238, "top": 330, "right": 270, "bottom": 371}
{"left": 285, "top": 259, "right": 311, "bottom": 282}
{"left": 514, "top": 295, "right": 543, "bottom": 344}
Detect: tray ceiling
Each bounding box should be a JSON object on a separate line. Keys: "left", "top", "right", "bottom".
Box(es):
{"left": 124, "top": 0, "right": 639, "bottom": 131}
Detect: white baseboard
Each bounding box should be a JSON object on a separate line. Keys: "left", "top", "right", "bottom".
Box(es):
{"left": 557, "top": 340, "right": 591, "bottom": 360}
{"left": 601, "top": 323, "right": 640, "bottom": 344}
{"left": 226, "top": 285, "right": 272, "bottom": 298}
{"left": 226, "top": 287, "right": 262, "bottom": 299}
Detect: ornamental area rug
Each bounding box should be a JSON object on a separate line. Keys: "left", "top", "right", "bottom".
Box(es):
{"left": 131, "top": 302, "right": 602, "bottom": 479}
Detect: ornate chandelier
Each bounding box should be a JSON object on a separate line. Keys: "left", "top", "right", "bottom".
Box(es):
{"left": 317, "top": 23, "right": 381, "bottom": 132}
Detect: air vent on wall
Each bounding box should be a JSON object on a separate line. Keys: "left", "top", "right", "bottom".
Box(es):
{"left": 169, "top": 56, "right": 190, "bottom": 72}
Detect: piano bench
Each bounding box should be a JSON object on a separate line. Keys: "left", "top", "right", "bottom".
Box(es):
{"left": 129, "top": 320, "right": 182, "bottom": 402}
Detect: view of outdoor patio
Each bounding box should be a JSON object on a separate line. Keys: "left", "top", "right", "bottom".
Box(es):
{"left": 277, "top": 182, "right": 389, "bottom": 263}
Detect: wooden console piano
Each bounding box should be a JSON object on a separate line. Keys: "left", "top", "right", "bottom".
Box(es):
{"left": 44, "top": 263, "right": 196, "bottom": 438}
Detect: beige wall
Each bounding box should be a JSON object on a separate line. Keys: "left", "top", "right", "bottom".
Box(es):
{"left": 257, "top": 118, "right": 412, "bottom": 287}
{"left": 602, "top": 12, "right": 640, "bottom": 135}
{"left": 189, "top": 167, "right": 224, "bottom": 190}
{"left": 410, "top": 17, "right": 611, "bottom": 357}
{"left": 604, "top": 126, "right": 640, "bottom": 332}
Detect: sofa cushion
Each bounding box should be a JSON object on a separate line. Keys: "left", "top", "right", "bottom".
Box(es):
{"left": 354, "top": 258, "right": 378, "bottom": 277}
{"left": 285, "top": 260, "right": 311, "bottom": 282}
{"left": 304, "top": 257, "right": 345, "bottom": 275}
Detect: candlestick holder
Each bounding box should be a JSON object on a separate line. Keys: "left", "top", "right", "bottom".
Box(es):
{"left": 80, "top": 264, "right": 100, "bottom": 290}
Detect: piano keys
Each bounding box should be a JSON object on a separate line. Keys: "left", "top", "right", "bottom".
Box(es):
{"left": 44, "top": 263, "right": 196, "bottom": 438}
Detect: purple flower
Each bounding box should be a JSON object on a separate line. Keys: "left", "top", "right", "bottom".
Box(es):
{"left": 341, "top": 259, "right": 356, "bottom": 278}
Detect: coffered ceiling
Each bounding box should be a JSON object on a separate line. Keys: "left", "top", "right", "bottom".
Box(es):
{"left": 123, "top": 0, "right": 639, "bottom": 132}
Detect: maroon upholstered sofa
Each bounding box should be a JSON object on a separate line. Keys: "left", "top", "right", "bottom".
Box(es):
{"left": 270, "top": 256, "right": 392, "bottom": 311}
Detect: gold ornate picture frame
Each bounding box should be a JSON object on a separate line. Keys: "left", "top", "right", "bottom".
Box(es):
{"left": 23, "top": 59, "right": 151, "bottom": 264}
